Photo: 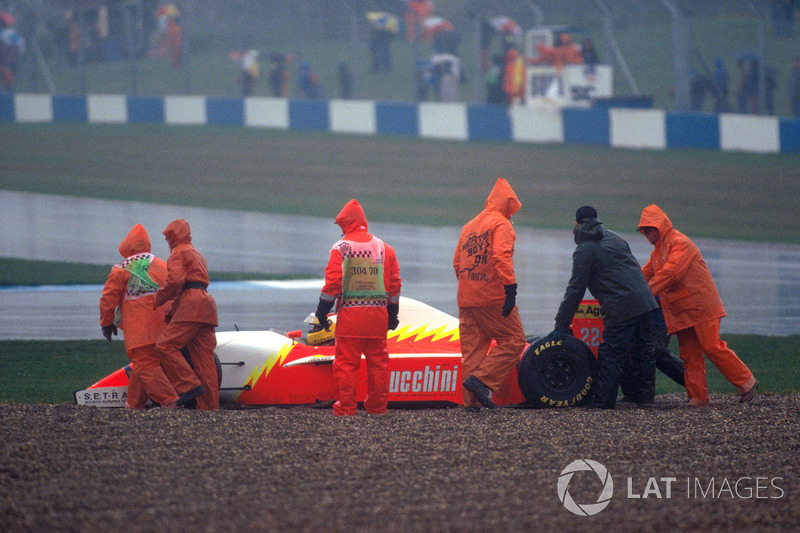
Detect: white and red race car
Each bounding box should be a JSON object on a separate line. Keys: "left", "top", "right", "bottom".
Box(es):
{"left": 75, "top": 297, "right": 602, "bottom": 409}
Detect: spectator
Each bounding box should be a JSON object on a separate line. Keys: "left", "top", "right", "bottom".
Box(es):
{"left": 414, "top": 58, "right": 432, "bottom": 101}
{"left": 713, "top": 57, "right": 731, "bottom": 112}
{"left": 532, "top": 32, "right": 584, "bottom": 73}
{"left": 166, "top": 16, "right": 181, "bottom": 68}
{"left": 314, "top": 199, "right": 401, "bottom": 416}
{"left": 154, "top": 219, "right": 219, "bottom": 410}
{"left": 638, "top": 204, "right": 758, "bottom": 407}
{"left": 789, "top": 57, "right": 800, "bottom": 118}
{"left": 235, "top": 49, "right": 260, "bottom": 97}
{"left": 485, "top": 54, "right": 506, "bottom": 104}
{"left": 267, "top": 53, "right": 291, "bottom": 97}
{"left": 771, "top": 0, "right": 795, "bottom": 37}
{"left": 99, "top": 224, "right": 180, "bottom": 409}
{"left": 405, "top": 0, "right": 433, "bottom": 42}
{"left": 548, "top": 206, "right": 658, "bottom": 410}
{"left": 580, "top": 38, "right": 599, "bottom": 67}
{"left": 338, "top": 61, "right": 353, "bottom": 99}
{"left": 436, "top": 59, "right": 458, "bottom": 102}
{"left": 764, "top": 64, "right": 778, "bottom": 115}
{"left": 0, "top": 11, "right": 25, "bottom": 89}
{"left": 423, "top": 17, "right": 459, "bottom": 55}
{"left": 481, "top": 16, "right": 521, "bottom": 71}
{"left": 297, "top": 61, "right": 323, "bottom": 99}
{"left": 453, "top": 178, "right": 526, "bottom": 410}
{"left": 736, "top": 53, "right": 760, "bottom": 114}
{"left": 690, "top": 70, "right": 714, "bottom": 112}
{"left": 67, "top": 13, "right": 81, "bottom": 65}
{"left": 502, "top": 48, "right": 525, "bottom": 105}
{"left": 367, "top": 21, "right": 393, "bottom": 73}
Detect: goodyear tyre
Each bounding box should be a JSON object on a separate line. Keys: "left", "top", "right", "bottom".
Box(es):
{"left": 517, "top": 335, "right": 597, "bottom": 408}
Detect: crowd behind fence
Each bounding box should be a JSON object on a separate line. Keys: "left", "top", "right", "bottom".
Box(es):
{"left": 1, "top": 0, "right": 798, "bottom": 118}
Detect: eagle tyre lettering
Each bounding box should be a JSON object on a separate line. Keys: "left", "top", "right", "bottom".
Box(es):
{"left": 517, "top": 335, "right": 597, "bottom": 408}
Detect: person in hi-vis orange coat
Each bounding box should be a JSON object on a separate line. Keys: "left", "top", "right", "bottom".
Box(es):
{"left": 502, "top": 48, "right": 525, "bottom": 105}
{"left": 453, "top": 178, "right": 526, "bottom": 409}
{"left": 100, "top": 224, "right": 179, "bottom": 409}
{"left": 315, "top": 200, "right": 402, "bottom": 416}
{"left": 638, "top": 205, "right": 758, "bottom": 406}
{"left": 154, "top": 219, "right": 219, "bottom": 410}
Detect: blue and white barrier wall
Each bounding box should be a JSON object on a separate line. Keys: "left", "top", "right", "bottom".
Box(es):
{"left": 1, "top": 93, "right": 798, "bottom": 154}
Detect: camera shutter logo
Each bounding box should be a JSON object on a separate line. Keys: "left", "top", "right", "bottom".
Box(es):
{"left": 557, "top": 459, "right": 614, "bottom": 516}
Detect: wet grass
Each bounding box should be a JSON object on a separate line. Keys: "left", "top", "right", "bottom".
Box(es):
{"left": 0, "top": 257, "right": 304, "bottom": 286}
{"left": 2, "top": 123, "right": 799, "bottom": 243}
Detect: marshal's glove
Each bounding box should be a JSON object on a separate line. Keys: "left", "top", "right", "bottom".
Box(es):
{"left": 547, "top": 325, "right": 568, "bottom": 341}
{"left": 315, "top": 298, "right": 335, "bottom": 331}
{"left": 501, "top": 283, "right": 517, "bottom": 317}
{"left": 102, "top": 324, "right": 118, "bottom": 342}
{"left": 387, "top": 302, "right": 400, "bottom": 330}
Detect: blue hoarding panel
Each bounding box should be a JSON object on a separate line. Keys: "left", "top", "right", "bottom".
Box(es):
{"left": 207, "top": 98, "right": 244, "bottom": 126}
{"left": 53, "top": 95, "right": 87, "bottom": 122}
{"left": 666, "top": 112, "right": 720, "bottom": 149}
{"left": 779, "top": 118, "right": 800, "bottom": 153}
{"left": 563, "top": 108, "right": 609, "bottom": 145}
{"left": 0, "top": 94, "right": 13, "bottom": 121}
{"left": 289, "top": 100, "right": 329, "bottom": 131}
{"left": 376, "top": 102, "right": 418, "bottom": 136}
{"left": 468, "top": 104, "right": 511, "bottom": 141}
{"left": 127, "top": 96, "right": 164, "bottom": 123}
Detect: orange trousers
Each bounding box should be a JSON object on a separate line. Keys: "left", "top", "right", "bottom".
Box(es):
{"left": 459, "top": 305, "right": 526, "bottom": 407}
{"left": 155, "top": 321, "right": 219, "bottom": 410}
{"left": 676, "top": 318, "right": 755, "bottom": 403}
{"left": 333, "top": 336, "right": 389, "bottom": 416}
{"left": 126, "top": 344, "right": 179, "bottom": 409}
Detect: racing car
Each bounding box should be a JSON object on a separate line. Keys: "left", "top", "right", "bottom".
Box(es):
{"left": 75, "top": 297, "right": 603, "bottom": 409}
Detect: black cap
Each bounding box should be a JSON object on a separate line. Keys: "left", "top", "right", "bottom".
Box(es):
{"left": 575, "top": 206, "right": 598, "bottom": 222}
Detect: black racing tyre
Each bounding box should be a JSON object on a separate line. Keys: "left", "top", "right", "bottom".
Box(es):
{"left": 517, "top": 335, "right": 597, "bottom": 408}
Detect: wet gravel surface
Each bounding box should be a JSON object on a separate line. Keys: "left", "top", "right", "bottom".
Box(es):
{"left": 1, "top": 393, "right": 798, "bottom": 532}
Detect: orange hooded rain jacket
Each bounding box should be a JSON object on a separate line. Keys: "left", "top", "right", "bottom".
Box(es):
{"left": 453, "top": 177, "right": 522, "bottom": 308}
{"left": 320, "top": 200, "right": 402, "bottom": 338}
{"left": 155, "top": 219, "right": 218, "bottom": 326}
{"left": 639, "top": 204, "right": 726, "bottom": 333}
{"left": 100, "top": 224, "right": 168, "bottom": 349}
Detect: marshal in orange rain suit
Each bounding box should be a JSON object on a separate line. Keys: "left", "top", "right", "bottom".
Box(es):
{"left": 638, "top": 205, "right": 758, "bottom": 406}
{"left": 99, "top": 224, "right": 179, "bottom": 409}
{"left": 154, "top": 219, "right": 219, "bottom": 410}
{"left": 453, "top": 178, "right": 526, "bottom": 409}
{"left": 316, "top": 200, "right": 402, "bottom": 416}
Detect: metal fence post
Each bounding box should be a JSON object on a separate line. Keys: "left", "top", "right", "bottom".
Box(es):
{"left": 662, "top": 1, "right": 690, "bottom": 112}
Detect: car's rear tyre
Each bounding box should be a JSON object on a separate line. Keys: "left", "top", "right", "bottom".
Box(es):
{"left": 517, "top": 335, "right": 597, "bottom": 408}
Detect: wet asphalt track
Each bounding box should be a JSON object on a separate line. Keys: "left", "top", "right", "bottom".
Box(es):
{"left": 2, "top": 190, "right": 799, "bottom": 339}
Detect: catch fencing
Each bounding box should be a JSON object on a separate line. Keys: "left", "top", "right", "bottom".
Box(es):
{"left": 3, "top": 0, "right": 797, "bottom": 117}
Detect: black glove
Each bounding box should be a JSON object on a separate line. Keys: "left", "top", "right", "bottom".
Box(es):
{"left": 315, "top": 298, "right": 335, "bottom": 331}
{"left": 547, "top": 325, "right": 566, "bottom": 341}
{"left": 102, "top": 324, "right": 118, "bottom": 342}
{"left": 387, "top": 302, "right": 399, "bottom": 330}
{"left": 501, "top": 283, "right": 517, "bottom": 317}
